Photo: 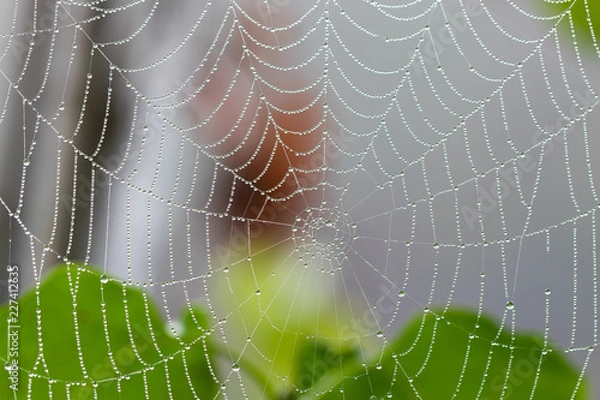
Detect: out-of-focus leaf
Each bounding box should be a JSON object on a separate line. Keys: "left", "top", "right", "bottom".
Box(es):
{"left": 568, "top": 1, "right": 599, "bottom": 43}
{"left": 209, "top": 249, "right": 353, "bottom": 397}
{"left": 0, "top": 264, "right": 218, "bottom": 399}
{"left": 290, "top": 337, "right": 356, "bottom": 393}
{"left": 1, "top": 263, "right": 587, "bottom": 399}
{"left": 541, "top": 1, "right": 599, "bottom": 47}
{"left": 304, "top": 310, "right": 586, "bottom": 399}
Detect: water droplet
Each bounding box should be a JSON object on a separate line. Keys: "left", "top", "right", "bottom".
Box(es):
{"left": 4, "top": 362, "right": 12, "bottom": 371}
{"left": 232, "top": 363, "right": 240, "bottom": 372}
{"left": 100, "top": 275, "right": 109, "bottom": 284}
{"left": 398, "top": 291, "right": 405, "bottom": 297}
{"left": 433, "top": 242, "right": 439, "bottom": 249}
{"left": 255, "top": 290, "right": 261, "bottom": 296}
{"left": 23, "top": 158, "right": 30, "bottom": 166}
{"left": 506, "top": 301, "right": 515, "bottom": 310}
{"left": 545, "top": 288, "right": 551, "bottom": 295}
{"left": 375, "top": 363, "right": 382, "bottom": 370}
{"left": 376, "top": 330, "right": 383, "bottom": 338}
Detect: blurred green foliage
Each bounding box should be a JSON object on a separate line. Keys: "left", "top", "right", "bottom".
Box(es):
{"left": 0, "top": 264, "right": 587, "bottom": 399}
{"left": 543, "top": 0, "right": 599, "bottom": 46}
{"left": 0, "top": 265, "right": 218, "bottom": 399}
{"left": 303, "top": 310, "right": 586, "bottom": 399}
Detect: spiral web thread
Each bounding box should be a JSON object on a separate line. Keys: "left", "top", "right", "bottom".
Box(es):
{"left": 1, "top": 0, "right": 599, "bottom": 398}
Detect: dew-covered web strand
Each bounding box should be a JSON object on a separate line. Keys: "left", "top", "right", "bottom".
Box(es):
{"left": 0, "top": 0, "right": 598, "bottom": 398}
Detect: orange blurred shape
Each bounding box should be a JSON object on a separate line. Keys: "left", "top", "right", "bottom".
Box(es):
{"left": 193, "top": 8, "right": 325, "bottom": 227}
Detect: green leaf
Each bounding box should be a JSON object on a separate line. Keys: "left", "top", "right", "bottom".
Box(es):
{"left": 305, "top": 310, "right": 586, "bottom": 399}
{"left": 540, "top": 1, "right": 600, "bottom": 47}
{"left": 570, "top": 1, "right": 600, "bottom": 46}
{"left": 291, "top": 337, "right": 356, "bottom": 392}
{"left": 1, "top": 263, "right": 587, "bottom": 399}
{"left": 0, "top": 264, "right": 218, "bottom": 399}
{"left": 208, "top": 251, "right": 352, "bottom": 397}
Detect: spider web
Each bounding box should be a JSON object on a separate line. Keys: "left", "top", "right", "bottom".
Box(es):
{"left": 1, "top": 0, "right": 599, "bottom": 398}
